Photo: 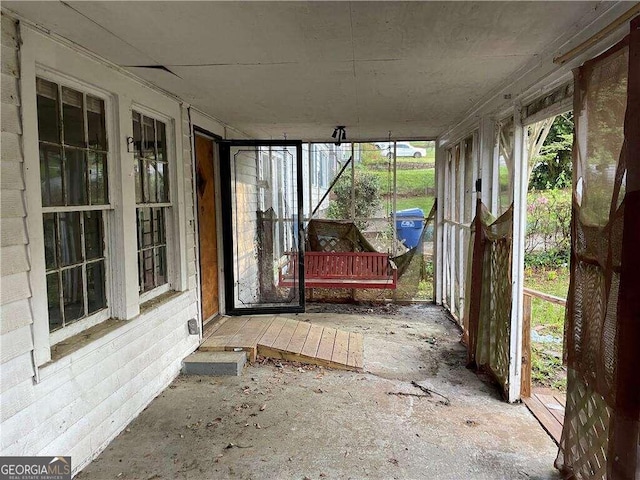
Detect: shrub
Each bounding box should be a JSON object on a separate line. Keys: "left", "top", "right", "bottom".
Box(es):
{"left": 525, "top": 189, "right": 571, "bottom": 268}
{"left": 327, "top": 170, "right": 381, "bottom": 228}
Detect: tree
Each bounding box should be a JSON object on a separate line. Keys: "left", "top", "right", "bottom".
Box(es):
{"left": 529, "top": 113, "right": 573, "bottom": 190}
{"left": 327, "top": 170, "right": 381, "bottom": 228}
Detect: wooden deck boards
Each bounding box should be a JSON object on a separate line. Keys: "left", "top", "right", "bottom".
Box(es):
{"left": 200, "top": 316, "right": 364, "bottom": 371}
{"left": 523, "top": 388, "right": 566, "bottom": 445}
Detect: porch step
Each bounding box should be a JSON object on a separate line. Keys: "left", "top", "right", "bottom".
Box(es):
{"left": 182, "top": 351, "right": 246, "bottom": 376}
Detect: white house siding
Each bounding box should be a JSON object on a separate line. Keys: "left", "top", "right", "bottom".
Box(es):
{"left": 0, "top": 15, "right": 234, "bottom": 475}
{"left": 0, "top": 12, "right": 37, "bottom": 413}
{"left": 232, "top": 149, "right": 260, "bottom": 305}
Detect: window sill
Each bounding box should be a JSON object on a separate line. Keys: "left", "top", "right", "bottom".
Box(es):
{"left": 140, "top": 289, "right": 181, "bottom": 314}
{"left": 48, "top": 318, "right": 128, "bottom": 364}
{"left": 37, "top": 290, "right": 188, "bottom": 382}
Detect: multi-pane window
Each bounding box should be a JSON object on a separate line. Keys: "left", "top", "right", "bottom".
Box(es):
{"left": 133, "top": 111, "right": 170, "bottom": 293}
{"left": 36, "top": 78, "right": 109, "bottom": 332}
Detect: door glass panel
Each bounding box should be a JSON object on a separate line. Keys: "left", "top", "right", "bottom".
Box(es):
{"left": 228, "top": 144, "right": 302, "bottom": 311}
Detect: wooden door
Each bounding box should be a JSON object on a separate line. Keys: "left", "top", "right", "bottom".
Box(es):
{"left": 195, "top": 134, "right": 219, "bottom": 324}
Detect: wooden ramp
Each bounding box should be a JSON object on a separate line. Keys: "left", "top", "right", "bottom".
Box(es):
{"left": 523, "top": 388, "right": 566, "bottom": 445}
{"left": 200, "top": 316, "right": 364, "bottom": 371}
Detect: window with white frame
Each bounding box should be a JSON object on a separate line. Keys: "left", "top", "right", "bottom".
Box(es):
{"left": 36, "top": 78, "right": 109, "bottom": 333}
{"left": 132, "top": 111, "right": 170, "bottom": 295}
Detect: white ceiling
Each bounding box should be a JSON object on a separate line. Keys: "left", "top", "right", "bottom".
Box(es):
{"left": 5, "top": 1, "right": 609, "bottom": 140}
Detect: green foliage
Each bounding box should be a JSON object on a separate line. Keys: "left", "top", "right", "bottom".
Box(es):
{"left": 394, "top": 196, "right": 435, "bottom": 214}
{"left": 525, "top": 189, "right": 571, "bottom": 268}
{"left": 525, "top": 266, "right": 569, "bottom": 391}
{"left": 529, "top": 113, "right": 574, "bottom": 190}
{"left": 360, "top": 143, "right": 387, "bottom": 167}
{"left": 369, "top": 169, "right": 436, "bottom": 196}
{"left": 524, "top": 248, "right": 569, "bottom": 269}
{"left": 360, "top": 143, "right": 435, "bottom": 169}
{"left": 531, "top": 344, "right": 566, "bottom": 390}
{"left": 327, "top": 170, "right": 381, "bottom": 228}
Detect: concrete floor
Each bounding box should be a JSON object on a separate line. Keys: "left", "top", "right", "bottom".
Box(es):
{"left": 76, "top": 304, "right": 560, "bottom": 480}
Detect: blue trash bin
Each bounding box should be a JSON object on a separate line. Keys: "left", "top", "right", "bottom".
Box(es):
{"left": 395, "top": 208, "right": 425, "bottom": 248}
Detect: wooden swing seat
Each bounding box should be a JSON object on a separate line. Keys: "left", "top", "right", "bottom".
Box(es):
{"left": 279, "top": 251, "right": 397, "bottom": 289}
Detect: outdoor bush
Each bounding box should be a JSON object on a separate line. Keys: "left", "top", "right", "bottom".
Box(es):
{"left": 327, "top": 170, "right": 381, "bottom": 228}
{"left": 525, "top": 189, "right": 571, "bottom": 268}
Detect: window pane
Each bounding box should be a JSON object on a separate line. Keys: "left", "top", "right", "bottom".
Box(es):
{"left": 143, "top": 160, "right": 155, "bottom": 203}
{"left": 47, "top": 273, "right": 62, "bottom": 331}
{"left": 153, "top": 208, "right": 165, "bottom": 245}
{"left": 64, "top": 148, "right": 88, "bottom": 205}
{"left": 155, "top": 246, "right": 167, "bottom": 286}
{"left": 39, "top": 145, "right": 63, "bottom": 206}
{"left": 141, "top": 249, "right": 154, "bottom": 292}
{"left": 59, "top": 212, "right": 83, "bottom": 266}
{"left": 156, "top": 121, "right": 166, "bottom": 162}
{"left": 138, "top": 208, "right": 153, "bottom": 248}
{"left": 87, "top": 261, "right": 106, "bottom": 314}
{"left": 142, "top": 116, "right": 155, "bottom": 160}
{"left": 84, "top": 211, "right": 103, "bottom": 260}
{"left": 141, "top": 160, "right": 150, "bottom": 203}
{"left": 157, "top": 162, "right": 168, "bottom": 203}
{"left": 88, "top": 151, "right": 108, "bottom": 204}
{"left": 43, "top": 213, "right": 57, "bottom": 270}
{"left": 86, "top": 95, "right": 106, "bottom": 150}
{"left": 62, "top": 87, "right": 85, "bottom": 147}
{"left": 135, "top": 159, "right": 143, "bottom": 204}
{"left": 36, "top": 79, "right": 60, "bottom": 144}
{"left": 62, "top": 266, "right": 84, "bottom": 323}
{"left": 148, "top": 161, "right": 158, "bottom": 203}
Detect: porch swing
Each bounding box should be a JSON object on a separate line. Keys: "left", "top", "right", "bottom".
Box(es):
{"left": 278, "top": 141, "right": 437, "bottom": 291}
{"left": 277, "top": 150, "right": 399, "bottom": 290}
{"left": 278, "top": 218, "right": 399, "bottom": 290}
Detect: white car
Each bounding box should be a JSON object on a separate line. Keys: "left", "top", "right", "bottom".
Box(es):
{"left": 374, "top": 142, "right": 427, "bottom": 158}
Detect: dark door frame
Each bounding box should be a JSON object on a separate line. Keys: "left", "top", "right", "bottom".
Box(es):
{"left": 218, "top": 140, "right": 305, "bottom": 315}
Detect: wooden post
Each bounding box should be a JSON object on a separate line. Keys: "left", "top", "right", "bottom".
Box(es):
{"left": 521, "top": 293, "right": 532, "bottom": 398}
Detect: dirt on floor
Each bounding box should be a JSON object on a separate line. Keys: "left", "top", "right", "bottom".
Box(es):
{"left": 76, "top": 304, "right": 560, "bottom": 480}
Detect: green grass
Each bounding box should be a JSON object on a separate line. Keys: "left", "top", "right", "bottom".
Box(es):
{"left": 359, "top": 142, "right": 435, "bottom": 167}
{"left": 525, "top": 266, "right": 569, "bottom": 336}
{"left": 393, "top": 196, "right": 435, "bottom": 214}
{"left": 368, "top": 168, "right": 436, "bottom": 196}
{"left": 531, "top": 344, "right": 565, "bottom": 390}
{"left": 525, "top": 266, "right": 569, "bottom": 391}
